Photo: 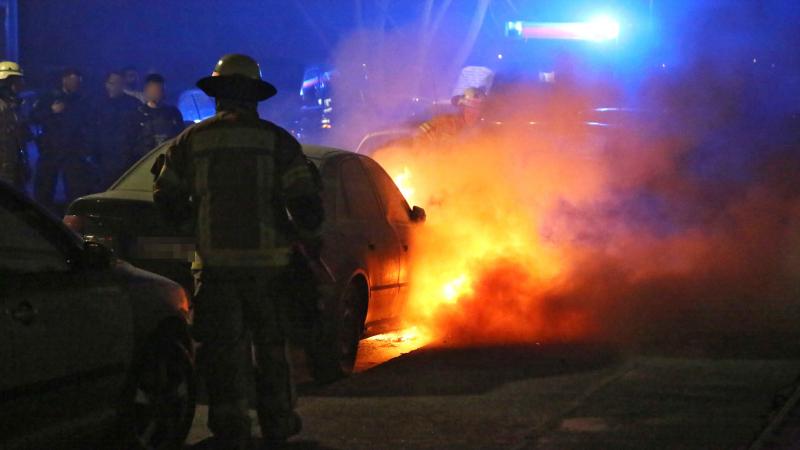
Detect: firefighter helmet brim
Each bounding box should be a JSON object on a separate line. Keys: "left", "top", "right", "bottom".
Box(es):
{"left": 196, "top": 74, "right": 277, "bottom": 101}
{"left": 0, "top": 61, "right": 23, "bottom": 80}
{"left": 196, "top": 54, "right": 277, "bottom": 101}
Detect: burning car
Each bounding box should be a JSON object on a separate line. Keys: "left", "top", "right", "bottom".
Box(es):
{"left": 64, "top": 142, "right": 426, "bottom": 380}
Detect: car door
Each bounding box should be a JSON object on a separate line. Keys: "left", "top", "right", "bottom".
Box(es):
{"left": 0, "top": 191, "right": 133, "bottom": 445}
{"left": 359, "top": 157, "right": 415, "bottom": 314}
{"left": 335, "top": 156, "right": 401, "bottom": 322}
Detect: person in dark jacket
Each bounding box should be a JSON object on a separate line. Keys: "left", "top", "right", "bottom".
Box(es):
{"left": 122, "top": 65, "right": 145, "bottom": 103}
{"left": 129, "top": 73, "right": 183, "bottom": 162}
{"left": 154, "top": 54, "right": 323, "bottom": 450}
{"left": 32, "top": 68, "right": 93, "bottom": 211}
{"left": 91, "top": 71, "right": 141, "bottom": 189}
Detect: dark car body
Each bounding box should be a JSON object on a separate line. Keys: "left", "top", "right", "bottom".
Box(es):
{"left": 0, "top": 181, "right": 192, "bottom": 449}
{"left": 66, "top": 142, "right": 424, "bottom": 341}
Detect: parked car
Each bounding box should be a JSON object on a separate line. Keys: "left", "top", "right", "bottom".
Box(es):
{"left": 65, "top": 142, "right": 426, "bottom": 379}
{"left": 0, "top": 180, "right": 194, "bottom": 449}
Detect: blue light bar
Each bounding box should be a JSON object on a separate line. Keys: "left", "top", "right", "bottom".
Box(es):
{"left": 505, "top": 16, "right": 620, "bottom": 42}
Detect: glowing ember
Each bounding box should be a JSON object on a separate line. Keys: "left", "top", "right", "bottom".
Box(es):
{"left": 366, "top": 326, "right": 427, "bottom": 344}
{"left": 353, "top": 327, "right": 431, "bottom": 371}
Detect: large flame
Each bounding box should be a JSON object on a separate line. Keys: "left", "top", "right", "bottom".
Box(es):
{"left": 371, "top": 87, "right": 800, "bottom": 350}
{"left": 373, "top": 122, "right": 606, "bottom": 345}
{"left": 323, "top": 12, "right": 800, "bottom": 355}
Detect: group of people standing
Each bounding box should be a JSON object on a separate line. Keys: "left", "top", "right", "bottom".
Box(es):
{"left": 0, "top": 62, "right": 184, "bottom": 212}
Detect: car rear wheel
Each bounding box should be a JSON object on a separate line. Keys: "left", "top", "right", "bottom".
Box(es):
{"left": 310, "top": 280, "right": 367, "bottom": 384}
{"left": 116, "top": 334, "right": 196, "bottom": 449}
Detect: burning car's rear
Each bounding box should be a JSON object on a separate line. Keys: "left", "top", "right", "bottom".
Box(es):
{"left": 65, "top": 141, "right": 426, "bottom": 379}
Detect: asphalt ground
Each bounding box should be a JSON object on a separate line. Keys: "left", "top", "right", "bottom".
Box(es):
{"left": 185, "top": 334, "right": 800, "bottom": 450}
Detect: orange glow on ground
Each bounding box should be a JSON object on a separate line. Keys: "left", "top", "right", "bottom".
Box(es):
{"left": 354, "top": 327, "right": 431, "bottom": 371}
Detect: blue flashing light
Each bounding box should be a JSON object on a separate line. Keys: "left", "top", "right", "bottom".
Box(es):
{"left": 505, "top": 21, "right": 524, "bottom": 38}
{"left": 586, "top": 15, "right": 620, "bottom": 41}
{"left": 504, "top": 16, "right": 620, "bottom": 42}
{"left": 178, "top": 88, "right": 216, "bottom": 123}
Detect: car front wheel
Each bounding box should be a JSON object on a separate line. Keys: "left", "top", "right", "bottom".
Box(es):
{"left": 116, "top": 332, "right": 196, "bottom": 449}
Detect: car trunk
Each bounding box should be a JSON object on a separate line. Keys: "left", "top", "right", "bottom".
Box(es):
{"left": 67, "top": 191, "right": 195, "bottom": 290}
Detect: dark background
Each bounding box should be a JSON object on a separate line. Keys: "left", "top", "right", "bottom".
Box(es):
{"left": 17, "top": 0, "right": 656, "bottom": 96}
{"left": 15, "top": 0, "right": 800, "bottom": 118}
{"left": 19, "top": 0, "right": 341, "bottom": 95}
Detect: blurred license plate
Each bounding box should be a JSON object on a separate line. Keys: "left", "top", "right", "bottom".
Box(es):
{"left": 135, "top": 237, "right": 196, "bottom": 261}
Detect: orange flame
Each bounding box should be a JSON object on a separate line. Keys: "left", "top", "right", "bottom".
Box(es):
{"left": 367, "top": 76, "right": 800, "bottom": 354}
{"left": 330, "top": 22, "right": 800, "bottom": 354}
{"left": 376, "top": 127, "right": 590, "bottom": 346}
{"left": 394, "top": 166, "right": 415, "bottom": 205}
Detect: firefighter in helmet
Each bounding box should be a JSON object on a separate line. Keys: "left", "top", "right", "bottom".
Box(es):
{"left": 0, "top": 61, "right": 29, "bottom": 189}
{"left": 154, "top": 54, "right": 323, "bottom": 449}
{"left": 417, "top": 86, "right": 486, "bottom": 143}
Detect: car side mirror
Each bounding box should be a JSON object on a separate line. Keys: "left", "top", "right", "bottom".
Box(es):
{"left": 410, "top": 205, "right": 426, "bottom": 223}
{"left": 82, "top": 241, "right": 114, "bottom": 270}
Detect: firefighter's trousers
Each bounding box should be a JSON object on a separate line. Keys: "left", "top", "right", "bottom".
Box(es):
{"left": 193, "top": 267, "right": 300, "bottom": 447}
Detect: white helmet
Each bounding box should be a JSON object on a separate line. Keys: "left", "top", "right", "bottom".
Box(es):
{"left": 0, "top": 61, "right": 23, "bottom": 80}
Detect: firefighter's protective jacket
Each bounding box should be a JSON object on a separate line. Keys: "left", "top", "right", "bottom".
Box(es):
{"left": 153, "top": 104, "right": 322, "bottom": 268}
{"left": 0, "top": 93, "right": 24, "bottom": 185}
{"left": 417, "top": 113, "right": 466, "bottom": 143}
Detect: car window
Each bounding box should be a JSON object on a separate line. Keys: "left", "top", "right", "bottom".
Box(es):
{"left": 111, "top": 141, "right": 171, "bottom": 192}
{"left": 360, "top": 157, "right": 411, "bottom": 224}
{"left": 339, "top": 157, "right": 383, "bottom": 221}
{"left": 0, "top": 203, "right": 69, "bottom": 273}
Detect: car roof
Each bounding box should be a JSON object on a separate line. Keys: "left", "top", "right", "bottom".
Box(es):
{"left": 105, "top": 141, "right": 353, "bottom": 194}
{"left": 302, "top": 144, "right": 351, "bottom": 163}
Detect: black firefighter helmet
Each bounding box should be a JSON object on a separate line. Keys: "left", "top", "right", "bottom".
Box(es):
{"left": 196, "top": 53, "right": 277, "bottom": 102}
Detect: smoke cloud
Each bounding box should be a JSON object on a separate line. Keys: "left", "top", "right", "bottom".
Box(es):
{"left": 329, "top": 3, "right": 800, "bottom": 356}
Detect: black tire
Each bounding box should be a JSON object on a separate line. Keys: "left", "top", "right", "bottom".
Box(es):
{"left": 116, "top": 333, "right": 196, "bottom": 450}
{"left": 309, "top": 281, "right": 367, "bottom": 384}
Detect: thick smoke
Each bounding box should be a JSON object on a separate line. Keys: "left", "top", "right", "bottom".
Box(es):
{"left": 374, "top": 80, "right": 800, "bottom": 355}
{"left": 330, "top": 3, "right": 800, "bottom": 355}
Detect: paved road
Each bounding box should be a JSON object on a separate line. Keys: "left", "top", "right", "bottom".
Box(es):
{"left": 186, "top": 335, "right": 800, "bottom": 449}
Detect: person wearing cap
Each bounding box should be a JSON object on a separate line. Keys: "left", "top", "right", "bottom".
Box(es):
{"left": 0, "top": 61, "right": 29, "bottom": 189}
{"left": 417, "top": 86, "right": 486, "bottom": 143}
{"left": 153, "top": 54, "right": 323, "bottom": 449}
